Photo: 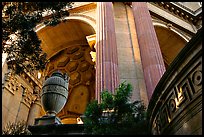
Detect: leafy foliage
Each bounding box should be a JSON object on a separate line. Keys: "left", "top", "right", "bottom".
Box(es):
{"left": 2, "top": 2, "right": 73, "bottom": 74}
{"left": 83, "top": 81, "right": 149, "bottom": 135}
{"left": 2, "top": 121, "right": 32, "bottom": 135}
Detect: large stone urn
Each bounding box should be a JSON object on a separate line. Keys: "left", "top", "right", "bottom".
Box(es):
{"left": 34, "top": 71, "right": 69, "bottom": 125}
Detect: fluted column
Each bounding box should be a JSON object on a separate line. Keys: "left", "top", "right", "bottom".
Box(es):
{"left": 132, "top": 2, "right": 166, "bottom": 100}
{"left": 95, "top": 2, "right": 119, "bottom": 103}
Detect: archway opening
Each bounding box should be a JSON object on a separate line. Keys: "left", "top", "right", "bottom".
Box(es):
{"left": 154, "top": 26, "right": 187, "bottom": 69}
{"left": 37, "top": 19, "right": 96, "bottom": 124}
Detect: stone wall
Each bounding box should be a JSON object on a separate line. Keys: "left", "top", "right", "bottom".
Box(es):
{"left": 113, "top": 2, "right": 148, "bottom": 104}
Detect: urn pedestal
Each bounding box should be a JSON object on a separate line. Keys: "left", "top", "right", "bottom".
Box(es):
{"left": 34, "top": 71, "right": 69, "bottom": 125}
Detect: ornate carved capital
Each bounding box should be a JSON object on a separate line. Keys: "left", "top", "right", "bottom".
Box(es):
{"left": 86, "top": 34, "right": 96, "bottom": 63}
{"left": 86, "top": 34, "right": 96, "bottom": 51}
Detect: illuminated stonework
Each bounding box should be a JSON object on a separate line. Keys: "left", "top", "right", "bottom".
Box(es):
{"left": 2, "top": 2, "right": 202, "bottom": 133}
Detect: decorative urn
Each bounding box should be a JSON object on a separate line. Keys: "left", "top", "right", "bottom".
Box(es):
{"left": 41, "top": 71, "right": 69, "bottom": 116}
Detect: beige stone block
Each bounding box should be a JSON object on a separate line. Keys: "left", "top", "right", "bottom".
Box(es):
{"left": 2, "top": 62, "right": 8, "bottom": 82}
{"left": 137, "top": 79, "right": 148, "bottom": 106}
{"left": 82, "top": 9, "right": 96, "bottom": 20}
{"left": 135, "top": 63, "right": 145, "bottom": 79}
{"left": 115, "top": 24, "right": 129, "bottom": 33}
{"left": 113, "top": 2, "right": 126, "bottom": 18}
{"left": 131, "top": 46, "right": 142, "bottom": 62}
{"left": 118, "top": 61, "right": 137, "bottom": 79}
{"left": 127, "top": 18, "right": 136, "bottom": 28}
{"left": 4, "top": 113, "right": 16, "bottom": 125}
{"left": 17, "top": 104, "right": 30, "bottom": 122}
{"left": 115, "top": 33, "right": 132, "bottom": 48}
{"left": 117, "top": 48, "right": 134, "bottom": 61}
{"left": 2, "top": 106, "right": 9, "bottom": 128}
{"left": 7, "top": 95, "right": 22, "bottom": 115}
{"left": 2, "top": 89, "right": 13, "bottom": 108}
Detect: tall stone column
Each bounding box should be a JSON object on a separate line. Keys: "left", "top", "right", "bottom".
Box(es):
{"left": 132, "top": 2, "right": 166, "bottom": 100}
{"left": 95, "top": 2, "right": 119, "bottom": 103}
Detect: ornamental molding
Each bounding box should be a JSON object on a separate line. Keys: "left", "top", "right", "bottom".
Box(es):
{"left": 152, "top": 18, "right": 191, "bottom": 42}
{"left": 68, "top": 14, "right": 96, "bottom": 25}
{"left": 20, "top": 71, "right": 42, "bottom": 89}
{"left": 151, "top": 2, "right": 202, "bottom": 26}
{"left": 122, "top": 2, "right": 202, "bottom": 27}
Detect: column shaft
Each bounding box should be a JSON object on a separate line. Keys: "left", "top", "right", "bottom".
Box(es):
{"left": 132, "top": 2, "right": 166, "bottom": 100}
{"left": 95, "top": 2, "right": 119, "bottom": 103}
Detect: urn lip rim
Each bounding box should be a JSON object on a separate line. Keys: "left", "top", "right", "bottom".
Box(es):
{"left": 51, "top": 71, "right": 63, "bottom": 77}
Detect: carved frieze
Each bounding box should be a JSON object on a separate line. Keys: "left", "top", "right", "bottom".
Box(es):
{"left": 3, "top": 72, "right": 19, "bottom": 95}
{"left": 151, "top": 2, "right": 202, "bottom": 26}
{"left": 152, "top": 60, "right": 202, "bottom": 134}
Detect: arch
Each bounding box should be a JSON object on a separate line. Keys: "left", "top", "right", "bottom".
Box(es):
{"left": 34, "top": 14, "right": 96, "bottom": 124}
{"left": 153, "top": 19, "right": 190, "bottom": 42}
{"left": 35, "top": 14, "right": 96, "bottom": 32}
{"left": 36, "top": 19, "right": 96, "bottom": 59}
{"left": 152, "top": 20, "right": 188, "bottom": 68}
{"left": 65, "top": 14, "right": 96, "bottom": 30}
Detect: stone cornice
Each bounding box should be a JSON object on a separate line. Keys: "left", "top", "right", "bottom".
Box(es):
{"left": 151, "top": 2, "right": 202, "bottom": 26}
{"left": 122, "top": 2, "right": 202, "bottom": 27}
{"left": 69, "top": 2, "right": 96, "bottom": 14}
{"left": 173, "top": 2, "right": 201, "bottom": 15}
{"left": 149, "top": 10, "right": 196, "bottom": 36}
{"left": 69, "top": 14, "right": 96, "bottom": 24}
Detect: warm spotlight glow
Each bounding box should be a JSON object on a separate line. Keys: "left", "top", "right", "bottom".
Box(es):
{"left": 90, "top": 51, "right": 96, "bottom": 62}
{"left": 175, "top": 87, "right": 183, "bottom": 108}
{"left": 77, "top": 117, "right": 83, "bottom": 124}
{"left": 37, "top": 72, "right": 42, "bottom": 79}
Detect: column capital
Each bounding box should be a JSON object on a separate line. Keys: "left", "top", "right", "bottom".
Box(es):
{"left": 86, "top": 34, "right": 96, "bottom": 63}
{"left": 86, "top": 34, "right": 96, "bottom": 51}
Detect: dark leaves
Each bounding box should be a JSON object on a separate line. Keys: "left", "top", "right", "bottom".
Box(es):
{"left": 84, "top": 82, "right": 149, "bottom": 135}
{"left": 2, "top": 2, "right": 73, "bottom": 74}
